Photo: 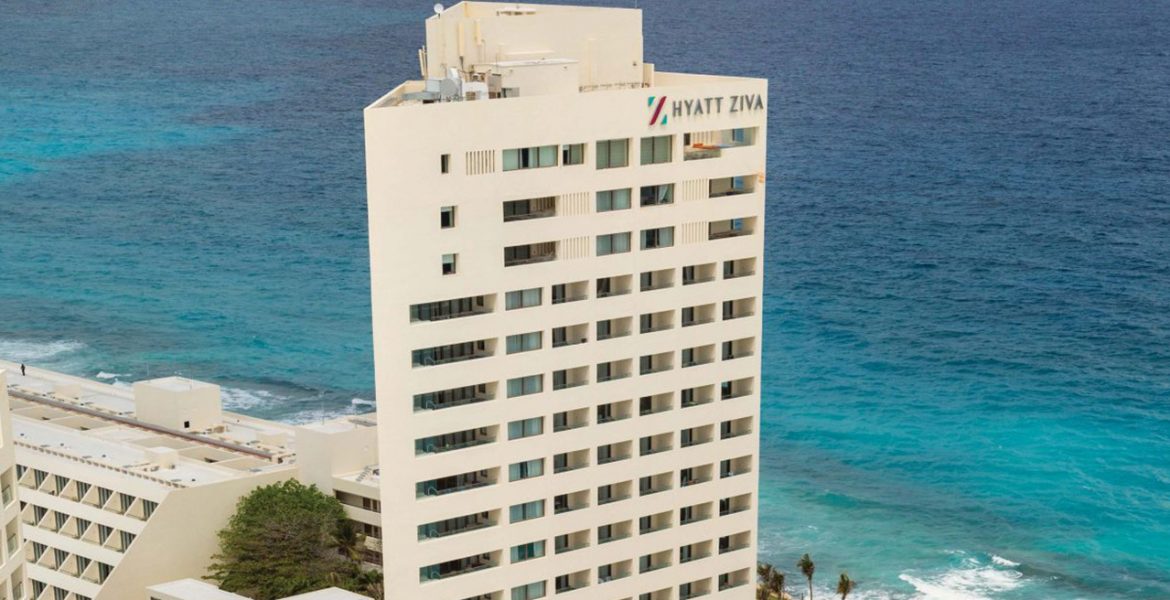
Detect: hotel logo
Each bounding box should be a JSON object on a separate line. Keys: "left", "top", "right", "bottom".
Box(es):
{"left": 648, "top": 95, "right": 669, "bottom": 125}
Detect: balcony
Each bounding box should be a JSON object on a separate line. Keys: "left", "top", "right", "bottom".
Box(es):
{"left": 555, "top": 570, "right": 590, "bottom": 594}
{"left": 681, "top": 385, "right": 715, "bottom": 408}
{"left": 681, "top": 345, "right": 716, "bottom": 369}
{"left": 553, "top": 367, "right": 589, "bottom": 391}
{"left": 555, "top": 534, "right": 590, "bottom": 554}
{"left": 597, "top": 400, "right": 632, "bottom": 424}
{"left": 552, "top": 323, "right": 589, "bottom": 348}
{"left": 411, "top": 339, "right": 493, "bottom": 368}
{"left": 596, "top": 275, "right": 633, "bottom": 298}
{"left": 554, "top": 491, "right": 590, "bottom": 515}
{"left": 505, "top": 242, "right": 557, "bottom": 267}
{"left": 638, "top": 473, "right": 672, "bottom": 496}
{"left": 639, "top": 433, "right": 673, "bottom": 456}
{"left": 639, "top": 393, "right": 673, "bottom": 416}
{"left": 603, "top": 446, "right": 631, "bottom": 465}
{"left": 639, "top": 512, "right": 672, "bottom": 535}
{"left": 720, "top": 417, "right": 753, "bottom": 440}
{"left": 683, "top": 146, "right": 721, "bottom": 161}
{"left": 720, "top": 493, "right": 752, "bottom": 516}
{"left": 598, "top": 494, "right": 629, "bottom": 506}
{"left": 414, "top": 384, "right": 494, "bottom": 411}
{"left": 554, "top": 450, "right": 589, "bottom": 474}
{"left": 681, "top": 426, "right": 714, "bottom": 448}
{"left": 552, "top": 280, "right": 589, "bottom": 304}
{"left": 597, "top": 317, "right": 633, "bottom": 341}
{"left": 722, "top": 338, "right": 755, "bottom": 361}
{"left": 416, "top": 469, "right": 496, "bottom": 498}
{"left": 596, "top": 361, "right": 632, "bottom": 383}
{"left": 419, "top": 552, "right": 499, "bottom": 582}
{"left": 639, "top": 550, "right": 673, "bottom": 574}
{"left": 719, "top": 532, "right": 752, "bottom": 554}
{"left": 684, "top": 127, "right": 757, "bottom": 161}
{"left": 722, "top": 298, "right": 756, "bottom": 321}
{"left": 722, "top": 378, "right": 754, "bottom": 400}
{"left": 708, "top": 218, "right": 755, "bottom": 240}
{"left": 553, "top": 408, "right": 589, "bottom": 432}
{"left": 721, "top": 456, "right": 753, "bottom": 479}
{"left": 503, "top": 196, "right": 556, "bottom": 222}
{"left": 639, "top": 352, "right": 673, "bottom": 375}
{"left": 723, "top": 257, "right": 756, "bottom": 279}
{"left": 415, "top": 427, "right": 495, "bottom": 455}
{"left": 709, "top": 175, "right": 755, "bottom": 198}
{"left": 410, "top": 295, "right": 493, "bottom": 322}
{"left": 640, "top": 268, "right": 674, "bottom": 292}
{"left": 418, "top": 512, "right": 497, "bottom": 540}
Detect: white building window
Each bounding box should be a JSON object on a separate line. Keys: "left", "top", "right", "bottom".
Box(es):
{"left": 640, "top": 134, "right": 672, "bottom": 165}
{"left": 441, "top": 253, "right": 457, "bottom": 275}
{"left": 504, "top": 145, "right": 557, "bottom": 171}
{"left": 506, "top": 331, "right": 542, "bottom": 354}
{"left": 510, "top": 540, "right": 546, "bottom": 563}
{"left": 505, "top": 287, "right": 542, "bottom": 310}
{"left": 509, "top": 459, "right": 544, "bottom": 481}
{"left": 562, "top": 143, "right": 584, "bottom": 165}
{"left": 508, "top": 417, "right": 543, "bottom": 440}
{"left": 596, "top": 188, "right": 631, "bottom": 212}
{"left": 512, "top": 581, "right": 546, "bottom": 600}
{"left": 596, "top": 232, "right": 631, "bottom": 256}
{"left": 595, "top": 138, "right": 629, "bottom": 169}
{"left": 509, "top": 499, "right": 545, "bottom": 523}
{"left": 507, "top": 375, "right": 543, "bottom": 398}
{"left": 641, "top": 226, "right": 674, "bottom": 249}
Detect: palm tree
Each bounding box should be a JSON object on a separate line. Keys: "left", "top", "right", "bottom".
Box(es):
{"left": 769, "top": 570, "right": 786, "bottom": 599}
{"left": 797, "top": 554, "right": 816, "bottom": 600}
{"left": 757, "top": 562, "right": 776, "bottom": 599}
{"left": 836, "top": 573, "right": 855, "bottom": 600}
{"left": 756, "top": 562, "right": 786, "bottom": 599}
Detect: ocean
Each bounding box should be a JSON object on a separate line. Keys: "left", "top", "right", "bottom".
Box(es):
{"left": 2, "top": 0, "right": 1168, "bottom": 598}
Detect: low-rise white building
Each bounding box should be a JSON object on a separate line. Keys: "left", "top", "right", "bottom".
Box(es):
{"left": 0, "top": 360, "right": 382, "bottom": 600}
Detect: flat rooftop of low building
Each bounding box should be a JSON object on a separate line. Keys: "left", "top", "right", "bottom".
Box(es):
{"left": 146, "top": 578, "right": 250, "bottom": 599}
{"left": 283, "top": 588, "right": 372, "bottom": 600}
{"left": 1, "top": 359, "right": 298, "bottom": 457}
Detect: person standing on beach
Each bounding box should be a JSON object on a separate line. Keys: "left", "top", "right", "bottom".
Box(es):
{"left": 20, "top": 363, "right": 26, "bottom": 376}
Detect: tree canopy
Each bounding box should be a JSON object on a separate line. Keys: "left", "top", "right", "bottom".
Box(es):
{"left": 208, "top": 479, "right": 381, "bottom": 600}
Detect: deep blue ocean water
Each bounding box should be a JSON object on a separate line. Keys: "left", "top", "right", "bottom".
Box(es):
{"left": 2, "top": 1, "right": 1169, "bottom": 598}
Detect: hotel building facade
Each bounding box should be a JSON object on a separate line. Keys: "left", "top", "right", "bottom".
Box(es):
{"left": 364, "top": 3, "right": 767, "bottom": 599}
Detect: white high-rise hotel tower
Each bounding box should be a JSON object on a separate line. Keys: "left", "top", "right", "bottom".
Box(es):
{"left": 364, "top": 3, "right": 766, "bottom": 599}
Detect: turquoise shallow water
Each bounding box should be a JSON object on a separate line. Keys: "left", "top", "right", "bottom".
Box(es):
{"left": 2, "top": 1, "right": 1169, "bottom": 598}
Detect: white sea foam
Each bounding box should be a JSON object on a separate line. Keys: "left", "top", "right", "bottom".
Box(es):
{"left": 900, "top": 553, "right": 1024, "bottom": 600}
{"left": 95, "top": 371, "right": 126, "bottom": 380}
{"left": 220, "top": 386, "right": 280, "bottom": 411}
{"left": 0, "top": 338, "right": 86, "bottom": 362}
{"left": 350, "top": 397, "right": 375, "bottom": 407}
{"left": 990, "top": 555, "right": 1019, "bottom": 568}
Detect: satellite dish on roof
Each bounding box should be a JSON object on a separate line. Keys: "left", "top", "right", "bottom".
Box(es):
{"left": 433, "top": 3, "right": 444, "bottom": 15}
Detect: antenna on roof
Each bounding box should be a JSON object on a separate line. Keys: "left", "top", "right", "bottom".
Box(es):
{"left": 433, "top": 3, "right": 444, "bottom": 16}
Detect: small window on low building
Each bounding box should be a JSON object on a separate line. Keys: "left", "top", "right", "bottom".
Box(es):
{"left": 440, "top": 206, "right": 455, "bottom": 228}
{"left": 441, "top": 254, "right": 457, "bottom": 275}
{"left": 440, "top": 153, "right": 449, "bottom": 173}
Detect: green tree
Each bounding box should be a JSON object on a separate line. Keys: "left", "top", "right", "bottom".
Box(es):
{"left": 208, "top": 479, "right": 381, "bottom": 600}
{"left": 798, "top": 554, "right": 816, "bottom": 600}
{"left": 836, "top": 572, "right": 855, "bottom": 600}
